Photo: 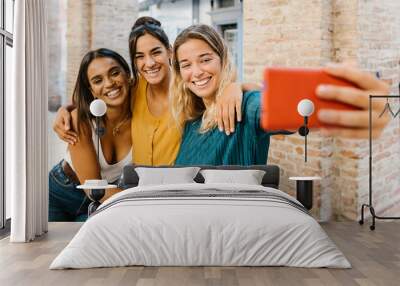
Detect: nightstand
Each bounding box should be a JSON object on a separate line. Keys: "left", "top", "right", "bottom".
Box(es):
{"left": 77, "top": 180, "right": 116, "bottom": 216}
{"left": 289, "top": 176, "right": 321, "bottom": 210}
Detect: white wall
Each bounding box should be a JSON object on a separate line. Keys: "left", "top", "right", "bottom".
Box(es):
{"left": 199, "top": 0, "right": 212, "bottom": 25}
{"left": 139, "top": 0, "right": 212, "bottom": 43}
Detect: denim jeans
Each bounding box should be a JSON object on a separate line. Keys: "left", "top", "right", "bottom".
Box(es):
{"left": 48, "top": 160, "right": 89, "bottom": 222}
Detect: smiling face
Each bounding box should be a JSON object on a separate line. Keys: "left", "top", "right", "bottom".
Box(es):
{"left": 135, "top": 33, "right": 171, "bottom": 85}
{"left": 177, "top": 39, "right": 222, "bottom": 103}
{"left": 87, "top": 57, "right": 130, "bottom": 108}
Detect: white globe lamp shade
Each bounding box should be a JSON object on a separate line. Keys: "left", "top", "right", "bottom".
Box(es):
{"left": 297, "top": 99, "right": 315, "bottom": 117}
{"left": 90, "top": 99, "right": 107, "bottom": 117}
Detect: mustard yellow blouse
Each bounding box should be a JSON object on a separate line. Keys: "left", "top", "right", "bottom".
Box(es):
{"left": 131, "top": 77, "right": 181, "bottom": 166}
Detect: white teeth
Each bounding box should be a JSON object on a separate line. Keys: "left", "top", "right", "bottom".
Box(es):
{"left": 106, "top": 88, "right": 120, "bottom": 98}
{"left": 145, "top": 68, "right": 160, "bottom": 75}
{"left": 193, "top": 77, "right": 211, "bottom": 87}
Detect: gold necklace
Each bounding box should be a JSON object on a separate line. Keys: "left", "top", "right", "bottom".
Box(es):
{"left": 112, "top": 116, "right": 130, "bottom": 136}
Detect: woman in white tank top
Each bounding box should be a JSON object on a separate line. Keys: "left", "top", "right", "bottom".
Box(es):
{"left": 49, "top": 48, "right": 133, "bottom": 222}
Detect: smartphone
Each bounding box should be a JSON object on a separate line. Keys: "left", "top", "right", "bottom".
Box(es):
{"left": 261, "top": 67, "right": 358, "bottom": 131}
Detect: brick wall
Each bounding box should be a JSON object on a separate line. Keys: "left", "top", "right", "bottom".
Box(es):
{"left": 90, "top": 0, "right": 138, "bottom": 64}
{"left": 243, "top": 0, "right": 400, "bottom": 221}
{"left": 66, "top": 0, "right": 92, "bottom": 101}
{"left": 66, "top": 0, "right": 138, "bottom": 101}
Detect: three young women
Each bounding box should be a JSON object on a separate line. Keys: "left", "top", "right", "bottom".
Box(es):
{"left": 54, "top": 17, "right": 246, "bottom": 166}
{"left": 50, "top": 17, "right": 245, "bottom": 221}
{"left": 170, "top": 24, "right": 390, "bottom": 165}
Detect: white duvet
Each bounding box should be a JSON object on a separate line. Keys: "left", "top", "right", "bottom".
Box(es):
{"left": 50, "top": 183, "right": 350, "bottom": 269}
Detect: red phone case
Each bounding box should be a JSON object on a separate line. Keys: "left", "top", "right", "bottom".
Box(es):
{"left": 261, "top": 67, "right": 357, "bottom": 131}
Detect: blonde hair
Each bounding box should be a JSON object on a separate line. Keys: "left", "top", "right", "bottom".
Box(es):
{"left": 170, "top": 24, "right": 234, "bottom": 133}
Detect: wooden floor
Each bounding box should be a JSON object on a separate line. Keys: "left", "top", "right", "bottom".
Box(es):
{"left": 0, "top": 221, "right": 399, "bottom": 286}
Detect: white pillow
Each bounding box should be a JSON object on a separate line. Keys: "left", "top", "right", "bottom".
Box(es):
{"left": 135, "top": 167, "right": 200, "bottom": 186}
{"left": 200, "top": 169, "right": 266, "bottom": 185}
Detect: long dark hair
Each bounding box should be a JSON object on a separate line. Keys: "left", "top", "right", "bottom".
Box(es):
{"left": 128, "top": 16, "right": 170, "bottom": 85}
{"left": 72, "top": 48, "right": 131, "bottom": 134}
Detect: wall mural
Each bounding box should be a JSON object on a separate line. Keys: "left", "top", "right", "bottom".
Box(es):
{"left": 47, "top": 1, "right": 399, "bottom": 225}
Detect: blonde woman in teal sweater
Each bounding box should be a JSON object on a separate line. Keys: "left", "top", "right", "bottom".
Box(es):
{"left": 170, "top": 24, "right": 390, "bottom": 165}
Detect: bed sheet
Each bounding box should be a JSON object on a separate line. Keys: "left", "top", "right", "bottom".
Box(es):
{"left": 50, "top": 183, "right": 350, "bottom": 269}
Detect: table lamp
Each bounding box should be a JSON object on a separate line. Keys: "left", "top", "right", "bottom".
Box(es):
{"left": 297, "top": 99, "right": 315, "bottom": 162}
{"left": 77, "top": 99, "right": 116, "bottom": 215}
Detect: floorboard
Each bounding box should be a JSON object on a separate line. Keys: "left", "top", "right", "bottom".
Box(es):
{"left": 0, "top": 221, "right": 399, "bottom": 286}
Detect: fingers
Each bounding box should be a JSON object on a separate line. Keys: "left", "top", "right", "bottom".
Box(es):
{"left": 63, "top": 116, "right": 70, "bottom": 131}
{"left": 317, "top": 109, "right": 390, "bottom": 128}
{"left": 53, "top": 107, "right": 69, "bottom": 132}
{"left": 216, "top": 99, "right": 235, "bottom": 135}
{"left": 216, "top": 82, "right": 243, "bottom": 134}
{"left": 323, "top": 63, "right": 389, "bottom": 93}
{"left": 216, "top": 104, "right": 223, "bottom": 132}
{"left": 318, "top": 110, "right": 367, "bottom": 127}
{"left": 316, "top": 85, "right": 369, "bottom": 110}
{"left": 222, "top": 103, "right": 231, "bottom": 135}
{"left": 64, "top": 131, "right": 78, "bottom": 145}
{"left": 235, "top": 94, "right": 242, "bottom": 122}
{"left": 59, "top": 128, "right": 77, "bottom": 145}
{"left": 221, "top": 93, "right": 242, "bottom": 134}
{"left": 61, "top": 108, "right": 72, "bottom": 131}
{"left": 316, "top": 84, "right": 389, "bottom": 112}
{"left": 53, "top": 106, "right": 77, "bottom": 144}
{"left": 228, "top": 101, "right": 235, "bottom": 133}
{"left": 316, "top": 63, "right": 391, "bottom": 140}
{"left": 53, "top": 120, "right": 77, "bottom": 145}
{"left": 54, "top": 125, "right": 77, "bottom": 145}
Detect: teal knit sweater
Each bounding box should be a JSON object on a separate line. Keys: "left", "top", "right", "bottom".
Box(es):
{"left": 175, "top": 90, "right": 285, "bottom": 166}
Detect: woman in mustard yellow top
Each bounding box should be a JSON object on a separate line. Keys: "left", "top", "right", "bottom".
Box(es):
{"left": 54, "top": 17, "right": 249, "bottom": 166}
{"left": 131, "top": 76, "right": 179, "bottom": 165}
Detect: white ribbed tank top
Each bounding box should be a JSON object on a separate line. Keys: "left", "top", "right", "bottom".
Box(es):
{"left": 65, "top": 124, "right": 132, "bottom": 183}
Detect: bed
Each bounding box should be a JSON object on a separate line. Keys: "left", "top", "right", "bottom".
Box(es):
{"left": 50, "top": 165, "right": 350, "bottom": 269}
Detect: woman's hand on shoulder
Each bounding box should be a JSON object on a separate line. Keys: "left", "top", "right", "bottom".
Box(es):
{"left": 53, "top": 105, "right": 78, "bottom": 145}
{"left": 216, "top": 82, "right": 243, "bottom": 135}
{"left": 316, "top": 63, "right": 391, "bottom": 139}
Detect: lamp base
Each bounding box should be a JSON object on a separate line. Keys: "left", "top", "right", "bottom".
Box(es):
{"left": 88, "top": 201, "right": 102, "bottom": 216}
{"left": 87, "top": 189, "right": 105, "bottom": 216}
{"left": 289, "top": 177, "right": 321, "bottom": 210}
{"left": 298, "top": 126, "right": 309, "bottom": 136}
{"left": 296, "top": 180, "right": 313, "bottom": 210}
{"left": 89, "top": 189, "right": 105, "bottom": 202}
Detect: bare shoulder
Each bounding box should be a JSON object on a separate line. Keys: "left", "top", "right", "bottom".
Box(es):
{"left": 71, "top": 109, "right": 92, "bottom": 138}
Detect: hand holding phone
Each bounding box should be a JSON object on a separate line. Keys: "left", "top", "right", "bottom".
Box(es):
{"left": 261, "top": 67, "right": 358, "bottom": 131}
